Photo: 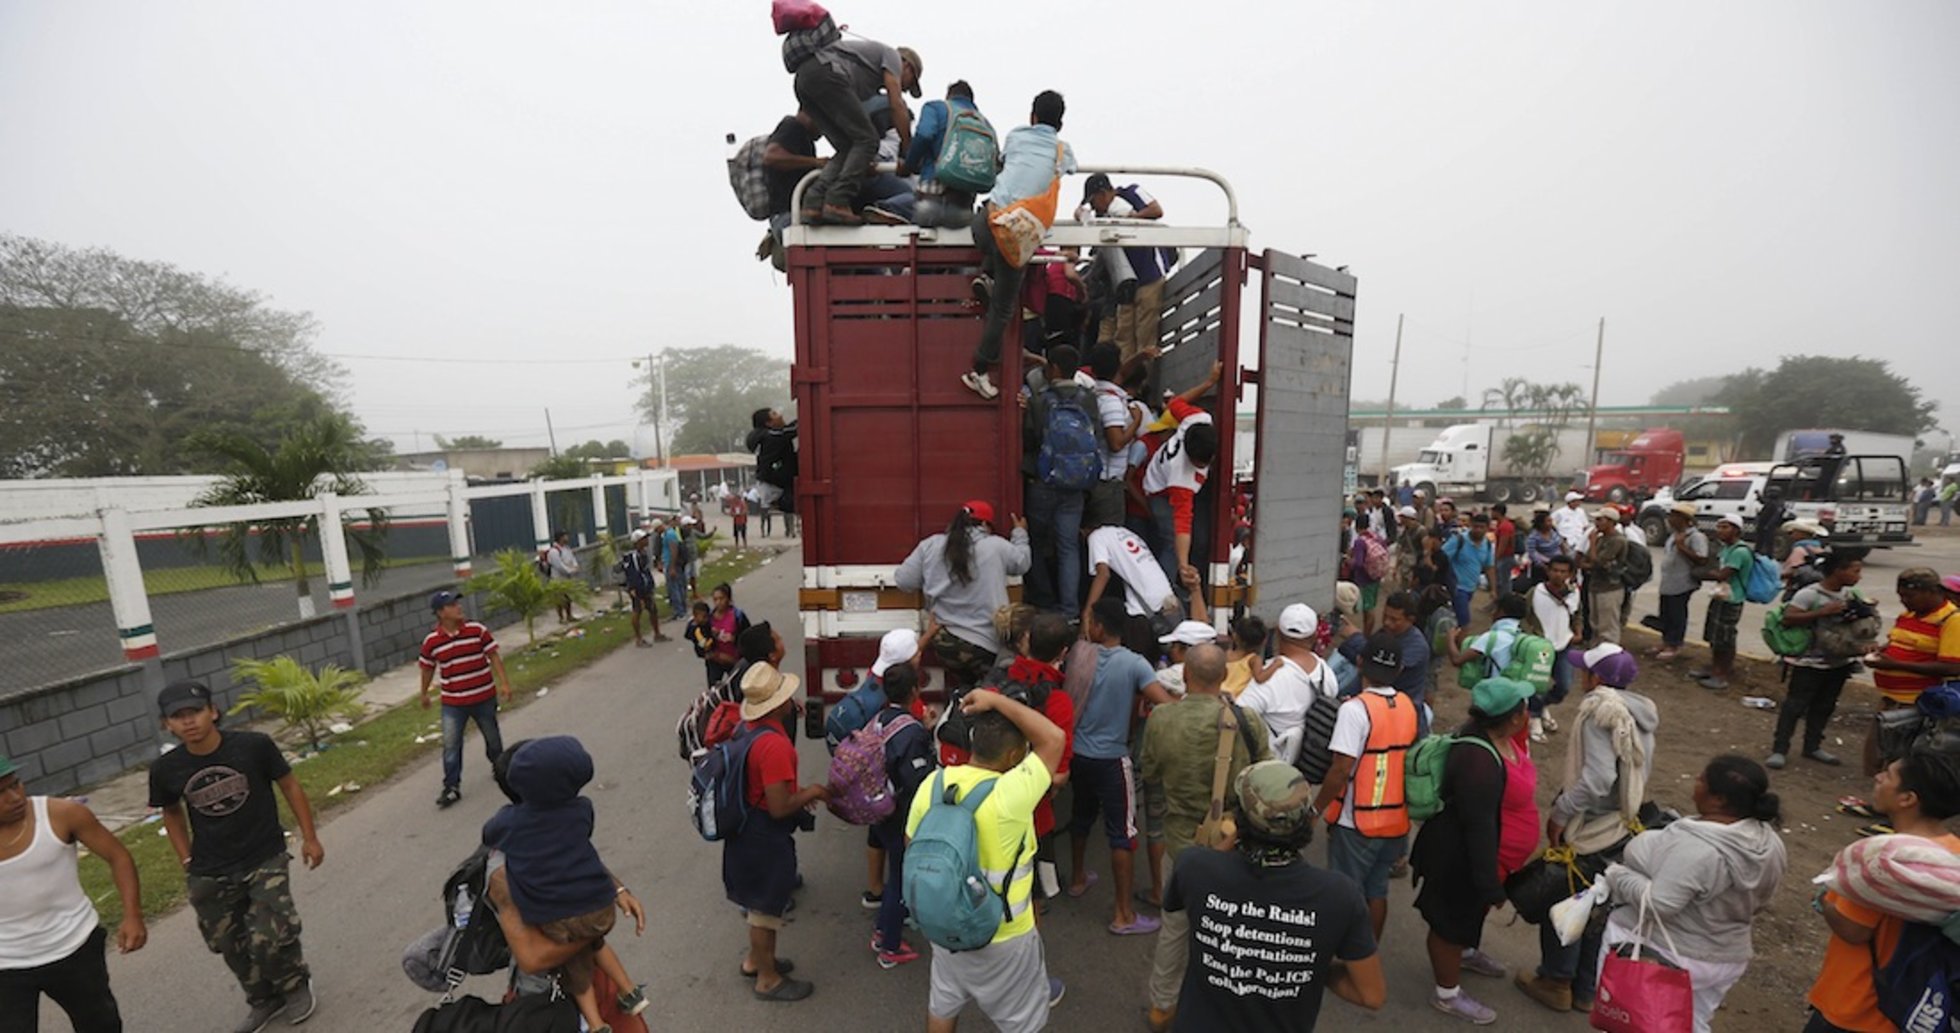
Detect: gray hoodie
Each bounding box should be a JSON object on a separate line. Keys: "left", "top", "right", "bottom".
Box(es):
{"left": 1602, "top": 817, "right": 1788, "bottom": 963}
{"left": 894, "top": 526, "right": 1032, "bottom": 657}
{"left": 1550, "top": 687, "right": 1661, "bottom": 831}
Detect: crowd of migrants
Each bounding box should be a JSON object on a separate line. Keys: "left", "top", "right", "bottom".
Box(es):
{"left": 13, "top": 22, "right": 1960, "bottom": 1033}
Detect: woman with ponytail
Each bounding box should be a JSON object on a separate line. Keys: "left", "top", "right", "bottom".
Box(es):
{"left": 894, "top": 500, "right": 1031, "bottom": 690}
{"left": 1597, "top": 754, "right": 1788, "bottom": 1032}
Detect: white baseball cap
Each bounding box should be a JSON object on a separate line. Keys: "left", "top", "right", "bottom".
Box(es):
{"left": 872, "top": 628, "right": 920, "bottom": 677}
{"left": 1278, "top": 603, "right": 1318, "bottom": 639}
{"left": 1564, "top": 491, "right": 1585, "bottom": 503}
{"left": 1716, "top": 513, "right": 1746, "bottom": 530}
{"left": 1159, "top": 620, "right": 1218, "bottom": 647}
{"left": 630, "top": 529, "right": 648, "bottom": 542}
{"left": 1397, "top": 505, "right": 1419, "bottom": 520}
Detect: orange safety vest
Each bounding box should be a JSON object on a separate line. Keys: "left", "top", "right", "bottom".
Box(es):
{"left": 1326, "top": 690, "right": 1418, "bottom": 838}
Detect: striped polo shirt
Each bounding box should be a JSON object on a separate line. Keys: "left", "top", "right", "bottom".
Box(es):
{"left": 419, "top": 621, "right": 500, "bottom": 707}
{"left": 1873, "top": 602, "right": 1960, "bottom": 704}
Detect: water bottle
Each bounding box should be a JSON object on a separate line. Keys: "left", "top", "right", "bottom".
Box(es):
{"left": 453, "top": 886, "right": 474, "bottom": 929}
{"left": 964, "top": 875, "right": 987, "bottom": 906}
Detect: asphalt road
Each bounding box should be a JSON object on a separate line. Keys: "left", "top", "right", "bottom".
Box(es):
{"left": 52, "top": 539, "right": 1921, "bottom": 1032}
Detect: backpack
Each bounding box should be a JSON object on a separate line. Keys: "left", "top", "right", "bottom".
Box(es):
{"left": 412, "top": 994, "right": 581, "bottom": 1033}
{"left": 1500, "top": 633, "right": 1555, "bottom": 694}
{"left": 1033, "top": 388, "right": 1103, "bottom": 491}
{"left": 933, "top": 107, "right": 999, "bottom": 194}
{"left": 675, "top": 669, "right": 743, "bottom": 761}
{"left": 1618, "top": 541, "right": 1654, "bottom": 589}
{"left": 938, "top": 671, "right": 1053, "bottom": 756}
{"left": 823, "top": 676, "right": 888, "bottom": 753}
{"left": 1743, "top": 553, "right": 1782, "bottom": 604}
{"left": 688, "top": 726, "right": 764, "bottom": 842}
{"left": 1869, "top": 920, "right": 1960, "bottom": 1033}
{"left": 826, "top": 713, "right": 920, "bottom": 825}
{"left": 535, "top": 552, "right": 551, "bottom": 578}
{"left": 1293, "top": 692, "right": 1344, "bottom": 784}
{"left": 779, "top": 13, "right": 840, "bottom": 72}
{"left": 1761, "top": 603, "right": 1815, "bottom": 657}
{"left": 435, "top": 847, "right": 511, "bottom": 984}
{"left": 903, "top": 771, "right": 1025, "bottom": 951}
{"left": 1358, "top": 534, "right": 1391, "bottom": 581}
{"left": 673, "top": 531, "right": 697, "bottom": 568}
{"left": 1813, "top": 593, "right": 1883, "bottom": 659}
{"left": 727, "top": 134, "right": 772, "bottom": 221}
{"left": 1404, "top": 734, "right": 1501, "bottom": 823}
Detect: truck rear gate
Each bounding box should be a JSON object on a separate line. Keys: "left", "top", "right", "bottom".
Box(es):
{"left": 784, "top": 169, "right": 1353, "bottom": 717}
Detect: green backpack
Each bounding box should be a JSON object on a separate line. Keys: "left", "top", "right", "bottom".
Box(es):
{"left": 1501, "top": 633, "right": 1556, "bottom": 693}
{"left": 933, "top": 106, "right": 999, "bottom": 194}
{"left": 1762, "top": 603, "right": 1814, "bottom": 657}
{"left": 1405, "top": 734, "right": 1501, "bottom": 823}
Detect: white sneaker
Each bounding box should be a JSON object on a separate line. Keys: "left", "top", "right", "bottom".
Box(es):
{"left": 961, "top": 371, "right": 1000, "bottom": 399}
{"left": 1529, "top": 717, "right": 1548, "bottom": 744}
{"left": 1542, "top": 713, "right": 1559, "bottom": 733}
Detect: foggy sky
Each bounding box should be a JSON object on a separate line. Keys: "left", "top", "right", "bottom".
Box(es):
{"left": 3, "top": 0, "right": 1956, "bottom": 455}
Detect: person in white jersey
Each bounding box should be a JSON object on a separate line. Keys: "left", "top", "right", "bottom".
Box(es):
{"left": 0, "top": 751, "right": 147, "bottom": 1031}
{"left": 1083, "top": 523, "right": 1181, "bottom": 639}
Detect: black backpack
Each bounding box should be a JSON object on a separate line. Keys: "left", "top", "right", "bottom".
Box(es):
{"left": 937, "top": 668, "right": 1053, "bottom": 755}
{"left": 1870, "top": 920, "right": 1959, "bottom": 1033}
{"left": 411, "top": 993, "right": 580, "bottom": 1033}
{"left": 436, "top": 847, "right": 511, "bottom": 987}
{"left": 1618, "top": 541, "right": 1653, "bottom": 589}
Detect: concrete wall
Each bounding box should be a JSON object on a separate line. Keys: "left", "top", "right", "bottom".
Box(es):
{"left": 0, "top": 579, "right": 526, "bottom": 797}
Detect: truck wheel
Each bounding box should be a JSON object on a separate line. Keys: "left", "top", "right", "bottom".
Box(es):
{"left": 1639, "top": 512, "right": 1667, "bottom": 544}
{"left": 1490, "top": 482, "right": 1515, "bottom": 504}
{"left": 1418, "top": 482, "right": 1437, "bottom": 500}
{"left": 1607, "top": 485, "right": 1630, "bottom": 504}
{"left": 1516, "top": 483, "right": 1540, "bottom": 504}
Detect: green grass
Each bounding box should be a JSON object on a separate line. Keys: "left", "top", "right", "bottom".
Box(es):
{"left": 74, "top": 545, "right": 776, "bottom": 923}
{"left": 0, "top": 556, "right": 452, "bottom": 614}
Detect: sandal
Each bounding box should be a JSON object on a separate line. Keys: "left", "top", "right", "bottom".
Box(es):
{"left": 1109, "top": 915, "right": 1163, "bottom": 936}
{"left": 1856, "top": 821, "right": 1895, "bottom": 838}
{"left": 1837, "top": 797, "right": 1881, "bottom": 819}
{"left": 1067, "top": 870, "right": 1099, "bottom": 898}
{"left": 1134, "top": 888, "right": 1162, "bottom": 910}
{"left": 740, "top": 958, "right": 795, "bottom": 978}
{"left": 752, "top": 977, "right": 814, "bottom": 1002}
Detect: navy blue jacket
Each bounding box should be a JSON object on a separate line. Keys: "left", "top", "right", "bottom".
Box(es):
{"left": 482, "top": 736, "right": 615, "bottom": 926}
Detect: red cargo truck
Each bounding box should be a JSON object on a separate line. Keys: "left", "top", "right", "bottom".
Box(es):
{"left": 781, "top": 169, "right": 1356, "bottom": 729}
{"left": 1581, "top": 427, "right": 1686, "bottom": 504}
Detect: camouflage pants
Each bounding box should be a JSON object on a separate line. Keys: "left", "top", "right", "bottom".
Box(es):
{"left": 186, "top": 853, "right": 310, "bottom": 1007}
{"left": 930, "top": 627, "right": 997, "bottom": 692}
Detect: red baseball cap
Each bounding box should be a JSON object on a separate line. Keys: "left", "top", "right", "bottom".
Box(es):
{"left": 1944, "top": 574, "right": 1960, "bottom": 595}
{"left": 963, "top": 500, "right": 995, "bottom": 526}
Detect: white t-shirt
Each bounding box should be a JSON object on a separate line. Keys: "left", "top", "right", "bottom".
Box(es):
{"left": 1093, "top": 381, "right": 1136, "bottom": 480}
{"left": 1623, "top": 524, "right": 1648, "bottom": 548}
{"left": 1530, "top": 582, "right": 1582, "bottom": 651}
{"left": 1552, "top": 506, "right": 1592, "bottom": 555}
{"left": 1142, "top": 405, "right": 1214, "bottom": 497}
{"left": 1237, "top": 655, "right": 1337, "bottom": 745}
{"left": 1088, "top": 526, "right": 1174, "bottom": 616}
{"left": 1326, "top": 686, "right": 1403, "bottom": 831}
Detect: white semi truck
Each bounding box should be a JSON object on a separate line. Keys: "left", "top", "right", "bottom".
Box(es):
{"left": 1389, "top": 423, "right": 1594, "bottom": 503}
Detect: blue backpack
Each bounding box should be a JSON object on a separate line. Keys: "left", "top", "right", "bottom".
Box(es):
{"left": 688, "top": 726, "right": 763, "bottom": 842}
{"left": 1035, "top": 387, "right": 1103, "bottom": 491}
{"left": 903, "top": 771, "right": 1026, "bottom": 951}
{"left": 1743, "top": 552, "right": 1782, "bottom": 604}
{"left": 823, "top": 675, "right": 887, "bottom": 753}
{"left": 1870, "top": 920, "right": 1959, "bottom": 1033}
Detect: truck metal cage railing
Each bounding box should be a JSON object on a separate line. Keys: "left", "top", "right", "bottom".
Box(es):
{"left": 783, "top": 164, "right": 1250, "bottom": 251}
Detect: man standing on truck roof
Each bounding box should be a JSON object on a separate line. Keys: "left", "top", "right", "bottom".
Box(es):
{"left": 1080, "top": 175, "right": 1175, "bottom": 366}
{"left": 962, "top": 90, "right": 1075, "bottom": 402}
{"left": 789, "top": 36, "right": 921, "bottom": 226}
{"left": 905, "top": 80, "right": 988, "bottom": 230}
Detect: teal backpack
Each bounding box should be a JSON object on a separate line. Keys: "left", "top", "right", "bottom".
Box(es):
{"left": 934, "top": 106, "right": 999, "bottom": 194}
{"left": 1405, "top": 734, "right": 1501, "bottom": 822}
{"left": 903, "top": 771, "right": 1025, "bottom": 951}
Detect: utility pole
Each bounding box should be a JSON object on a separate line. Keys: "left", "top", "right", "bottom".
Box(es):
{"left": 1583, "top": 317, "right": 1605, "bottom": 466}
{"left": 1379, "top": 313, "right": 1404, "bottom": 487}
{"left": 544, "top": 408, "right": 559, "bottom": 455}
{"left": 635, "top": 351, "right": 667, "bottom": 468}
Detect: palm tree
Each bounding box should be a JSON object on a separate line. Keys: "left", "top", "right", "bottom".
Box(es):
{"left": 190, "top": 410, "right": 389, "bottom": 619}
{"left": 467, "top": 549, "right": 588, "bottom": 646}
{"left": 230, "top": 655, "right": 367, "bottom": 751}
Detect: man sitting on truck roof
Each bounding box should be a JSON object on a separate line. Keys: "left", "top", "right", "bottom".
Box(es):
{"left": 962, "top": 90, "right": 1076, "bottom": 401}
{"left": 904, "top": 80, "right": 988, "bottom": 230}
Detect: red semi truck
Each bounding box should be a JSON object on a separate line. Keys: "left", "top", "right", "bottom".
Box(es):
{"left": 1580, "top": 427, "right": 1687, "bottom": 504}
{"left": 780, "top": 169, "right": 1355, "bottom": 725}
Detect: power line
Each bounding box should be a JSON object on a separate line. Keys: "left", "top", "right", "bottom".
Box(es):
{"left": 0, "top": 327, "right": 647, "bottom": 366}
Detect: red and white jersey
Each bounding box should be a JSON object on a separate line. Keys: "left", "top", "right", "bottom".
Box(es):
{"left": 1142, "top": 398, "right": 1213, "bottom": 497}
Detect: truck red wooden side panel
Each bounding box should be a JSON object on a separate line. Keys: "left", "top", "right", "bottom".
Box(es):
{"left": 789, "top": 244, "right": 1023, "bottom": 566}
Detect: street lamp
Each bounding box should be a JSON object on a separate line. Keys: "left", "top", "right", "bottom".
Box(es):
{"left": 631, "top": 352, "right": 670, "bottom": 468}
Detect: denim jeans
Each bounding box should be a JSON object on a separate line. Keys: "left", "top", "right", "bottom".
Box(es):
{"left": 1658, "top": 591, "right": 1693, "bottom": 648}
{"left": 1026, "top": 482, "right": 1085, "bottom": 613}
{"left": 666, "top": 571, "right": 688, "bottom": 621}
{"left": 441, "top": 698, "right": 503, "bottom": 790}
{"left": 1528, "top": 654, "right": 1573, "bottom": 717}
{"left": 969, "top": 210, "right": 1026, "bottom": 375}
{"left": 1538, "top": 917, "right": 1604, "bottom": 1000}
{"left": 857, "top": 173, "right": 916, "bottom": 220}
{"left": 872, "top": 821, "right": 909, "bottom": 952}
{"left": 1451, "top": 587, "right": 1474, "bottom": 628}
{"left": 1146, "top": 493, "right": 1180, "bottom": 587}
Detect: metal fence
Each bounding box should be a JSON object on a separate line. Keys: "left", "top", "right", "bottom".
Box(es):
{"left": 0, "top": 470, "right": 681, "bottom": 698}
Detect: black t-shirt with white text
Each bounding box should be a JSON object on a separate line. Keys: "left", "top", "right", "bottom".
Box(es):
{"left": 1164, "top": 846, "right": 1377, "bottom": 1033}
{"left": 148, "top": 730, "right": 293, "bottom": 877}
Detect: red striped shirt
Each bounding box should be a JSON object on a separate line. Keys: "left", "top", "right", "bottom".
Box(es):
{"left": 419, "top": 621, "right": 500, "bottom": 706}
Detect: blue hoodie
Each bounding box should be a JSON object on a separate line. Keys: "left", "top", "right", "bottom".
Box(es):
{"left": 482, "top": 736, "right": 614, "bottom": 926}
